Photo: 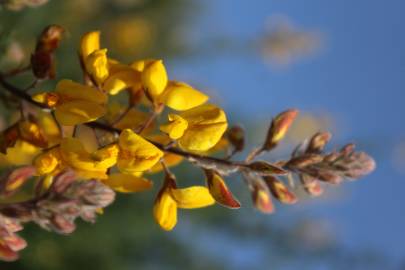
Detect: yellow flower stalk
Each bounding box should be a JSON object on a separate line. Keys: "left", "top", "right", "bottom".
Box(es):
{"left": 160, "top": 104, "right": 228, "bottom": 152}
{"left": 117, "top": 129, "right": 163, "bottom": 174}
{"left": 33, "top": 79, "right": 108, "bottom": 126}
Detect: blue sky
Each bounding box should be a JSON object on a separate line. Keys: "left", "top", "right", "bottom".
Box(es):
{"left": 171, "top": 0, "right": 405, "bottom": 266}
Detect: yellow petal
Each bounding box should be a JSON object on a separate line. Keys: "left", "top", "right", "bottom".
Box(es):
{"left": 153, "top": 190, "right": 177, "bottom": 231}
{"left": 103, "top": 68, "right": 141, "bottom": 95}
{"left": 160, "top": 114, "right": 188, "bottom": 140}
{"left": 91, "top": 143, "right": 119, "bottom": 170}
{"left": 149, "top": 153, "right": 183, "bottom": 173}
{"left": 178, "top": 122, "right": 228, "bottom": 152}
{"left": 0, "top": 141, "right": 41, "bottom": 167}
{"left": 141, "top": 60, "right": 168, "bottom": 98}
{"left": 108, "top": 58, "right": 131, "bottom": 74}
{"left": 130, "top": 59, "right": 154, "bottom": 72}
{"left": 60, "top": 137, "right": 93, "bottom": 170}
{"left": 117, "top": 129, "right": 163, "bottom": 173}
{"left": 170, "top": 186, "right": 215, "bottom": 209}
{"left": 55, "top": 100, "right": 106, "bottom": 125}
{"left": 80, "top": 31, "right": 100, "bottom": 59}
{"left": 177, "top": 104, "right": 228, "bottom": 152}
{"left": 160, "top": 81, "right": 209, "bottom": 111}
{"left": 37, "top": 112, "right": 61, "bottom": 144}
{"left": 75, "top": 169, "right": 108, "bottom": 180}
{"left": 55, "top": 79, "right": 107, "bottom": 104}
{"left": 33, "top": 148, "right": 62, "bottom": 175}
{"left": 180, "top": 104, "right": 227, "bottom": 125}
{"left": 85, "top": 49, "right": 109, "bottom": 85}
{"left": 104, "top": 173, "right": 153, "bottom": 193}
{"left": 113, "top": 108, "right": 151, "bottom": 132}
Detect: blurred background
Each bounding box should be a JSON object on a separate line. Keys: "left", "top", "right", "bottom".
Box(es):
{"left": 0, "top": 0, "right": 404, "bottom": 269}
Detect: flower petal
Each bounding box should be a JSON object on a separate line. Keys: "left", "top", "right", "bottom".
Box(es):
{"left": 55, "top": 79, "right": 107, "bottom": 104}
{"left": 55, "top": 100, "right": 106, "bottom": 125}
{"left": 117, "top": 129, "right": 163, "bottom": 173}
{"left": 80, "top": 31, "right": 100, "bottom": 59}
{"left": 170, "top": 186, "right": 215, "bottom": 209}
{"left": 103, "top": 69, "right": 141, "bottom": 95}
{"left": 141, "top": 60, "right": 168, "bottom": 98}
{"left": 160, "top": 81, "right": 208, "bottom": 111}
{"left": 84, "top": 49, "right": 109, "bottom": 85}
{"left": 104, "top": 173, "right": 153, "bottom": 193}
{"left": 160, "top": 114, "right": 188, "bottom": 140}
{"left": 153, "top": 190, "right": 177, "bottom": 231}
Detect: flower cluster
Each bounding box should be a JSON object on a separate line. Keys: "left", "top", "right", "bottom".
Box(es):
{"left": 0, "top": 25, "right": 375, "bottom": 261}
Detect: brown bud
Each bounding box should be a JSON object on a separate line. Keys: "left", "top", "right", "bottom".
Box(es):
{"left": 251, "top": 182, "right": 274, "bottom": 214}
{"left": 31, "top": 25, "right": 64, "bottom": 79}
{"left": 264, "top": 176, "right": 297, "bottom": 204}
{"left": 305, "top": 169, "right": 342, "bottom": 185}
{"left": 286, "top": 154, "right": 324, "bottom": 169}
{"left": 18, "top": 120, "right": 48, "bottom": 148}
{"left": 0, "top": 242, "right": 19, "bottom": 262}
{"left": 227, "top": 125, "right": 245, "bottom": 153}
{"left": 1, "top": 166, "right": 36, "bottom": 197}
{"left": 263, "top": 109, "right": 298, "bottom": 150}
{"left": 247, "top": 161, "right": 287, "bottom": 176}
{"left": 51, "top": 215, "right": 76, "bottom": 235}
{"left": 340, "top": 143, "right": 355, "bottom": 157}
{"left": 299, "top": 174, "right": 323, "bottom": 196}
{"left": 243, "top": 173, "right": 274, "bottom": 214}
{"left": 0, "top": 123, "right": 19, "bottom": 154}
{"left": 51, "top": 170, "right": 77, "bottom": 194}
{"left": 306, "top": 132, "right": 332, "bottom": 153}
{"left": 31, "top": 50, "right": 54, "bottom": 79}
{"left": 81, "top": 181, "right": 116, "bottom": 208}
{"left": 205, "top": 170, "right": 240, "bottom": 209}
{"left": 35, "top": 25, "right": 65, "bottom": 53}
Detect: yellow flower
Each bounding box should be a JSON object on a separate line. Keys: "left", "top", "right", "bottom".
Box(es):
{"left": 33, "top": 147, "right": 64, "bottom": 175}
{"left": 103, "top": 173, "right": 153, "bottom": 193}
{"left": 159, "top": 81, "right": 208, "bottom": 111}
{"left": 59, "top": 138, "right": 118, "bottom": 179}
{"left": 148, "top": 134, "right": 183, "bottom": 173}
{"left": 153, "top": 189, "right": 177, "bottom": 231}
{"left": 117, "top": 129, "right": 163, "bottom": 174}
{"left": 33, "top": 138, "right": 118, "bottom": 179}
{"left": 33, "top": 79, "right": 108, "bottom": 126}
{"left": 153, "top": 181, "right": 215, "bottom": 231}
{"left": 80, "top": 31, "right": 100, "bottom": 59}
{"left": 103, "top": 68, "right": 142, "bottom": 95}
{"left": 160, "top": 104, "right": 228, "bottom": 152}
{"left": 0, "top": 141, "right": 41, "bottom": 167}
{"left": 159, "top": 114, "right": 188, "bottom": 140}
{"left": 84, "top": 49, "right": 109, "bottom": 85}
{"left": 141, "top": 60, "right": 168, "bottom": 98}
